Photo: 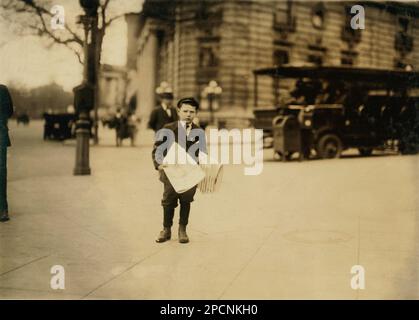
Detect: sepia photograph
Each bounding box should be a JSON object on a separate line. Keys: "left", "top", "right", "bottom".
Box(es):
{"left": 0, "top": 0, "right": 418, "bottom": 304}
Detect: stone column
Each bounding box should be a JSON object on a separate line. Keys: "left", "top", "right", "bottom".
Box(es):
{"left": 137, "top": 21, "right": 160, "bottom": 131}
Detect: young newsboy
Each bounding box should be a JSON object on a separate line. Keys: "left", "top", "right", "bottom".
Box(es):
{"left": 152, "top": 97, "right": 207, "bottom": 244}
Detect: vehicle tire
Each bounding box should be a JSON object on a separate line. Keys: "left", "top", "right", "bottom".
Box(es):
{"left": 284, "top": 152, "right": 293, "bottom": 161}
{"left": 316, "top": 134, "right": 343, "bottom": 159}
{"left": 358, "top": 147, "right": 373, "bottom": 157}
{"left": 273, "top": 151, "right": 291, "bottom": 162}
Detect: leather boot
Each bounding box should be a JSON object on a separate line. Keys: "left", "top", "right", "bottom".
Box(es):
{"left": 156, "top": 227, "right": 171, "bottom": 243}
{"left": 0, "top": 212, "right": 9, "bottom": 222}
{"left": 178, "top": 224, "right": 189, "bottom": 243}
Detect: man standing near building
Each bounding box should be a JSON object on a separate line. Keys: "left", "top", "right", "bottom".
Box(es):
{"left": 148, "top": 91, "right": 178, "bottom": 132}
{"left": 0, "top": 84, "right": 14, "bottom": 222}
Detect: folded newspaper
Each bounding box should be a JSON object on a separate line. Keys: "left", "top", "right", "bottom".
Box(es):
{"left": 162, "top": 142, "right": 206, "bottom": 193}
{"left": 162, "top": 142, "right": 223, "bottom": 194}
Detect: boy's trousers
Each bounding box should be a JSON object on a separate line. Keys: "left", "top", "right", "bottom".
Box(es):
{"left": 159, "top": 170, "right": 197, "bottom": 227}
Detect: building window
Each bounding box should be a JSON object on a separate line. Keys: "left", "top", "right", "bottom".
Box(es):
{"left": 341, "top": 50, "right": 358, "bottom": 66}
{"left": 341, "top": 5, "right": 361, "bottom": 45}
{"left": 199, "top": 46, "right": 218, "bottom": 68}
{"left": 273, "top": 50, "right": 289, "bottom": 66}
{"left": 341, "top": 57, "right": 353, "bottom": 66}
{"left": 274, "top": 0, "right": 296, "bottom": 33}
{"left": 195, "top": 2, "right": 223, "bottom": 29}
{"left": 395, "top": 17, "right": 413, "bottom": 56}
{"left": 399, "top": 17, "right": 409, "bottom": 33}
{"left": 311, "top": 2, "right": 325, "bottom": 30}
{"left": 308, "top": 54, "right": 323, "bottom": 66}
{"left": 197, "top": 37, "right": 220, "bottom": 84}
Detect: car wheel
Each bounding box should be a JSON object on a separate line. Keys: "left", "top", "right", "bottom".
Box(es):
{"left": 316, "top": 134, "right": 343, "bottom": 159}
{"left": 273, "top": 152, "right": 282, "bottom": 161}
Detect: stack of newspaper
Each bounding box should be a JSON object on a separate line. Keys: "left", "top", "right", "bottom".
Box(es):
{"left": 197, "top": 163, "right": 224, "bottom": 193}
{"left": 162, "top": 142, "right": 223, "bottom": 194}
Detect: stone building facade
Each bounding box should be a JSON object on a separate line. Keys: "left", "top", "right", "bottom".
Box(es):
{"left": 98, "top": 64, "right": 127, "bottom": 115}
{"left": 128, "top": 0, "right": 419, "bottom": 128}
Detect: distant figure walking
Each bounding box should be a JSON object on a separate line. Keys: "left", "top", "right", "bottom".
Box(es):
{"left": 0, "top": 84, "right": 14, "bottom": 222}
{"left": 148, "top": 92, "right": 178, "bottom": 133}
{"left": 111, "top": 108, "right": 137, "bottom": 147}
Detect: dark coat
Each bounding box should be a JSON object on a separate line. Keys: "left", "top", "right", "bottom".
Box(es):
{"left": 0, "top": 85, "right": 14, "bottom": 147}
{"left": 148, "top": 105, "right": 178, "bottom": 132}
{"left": 152, "top": 121, "right": 207, "bottom": 170}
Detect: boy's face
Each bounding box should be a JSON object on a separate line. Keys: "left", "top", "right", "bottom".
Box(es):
{"left": 177, "top": 103, "right": 197, "bottom": 124}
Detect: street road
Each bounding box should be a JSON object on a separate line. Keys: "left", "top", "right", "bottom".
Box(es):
{"left": 1, "top": 120, "right": 418, "bottom": 299}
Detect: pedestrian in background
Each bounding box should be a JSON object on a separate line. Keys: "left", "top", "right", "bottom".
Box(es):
{"left": 113, "top": 108, "right": 125, "bottom": 147}
{"left": 0, "top": 84, "right": 14, "bottom": 222}
{"left": 148, "top": 92, "right": 178, "bottom": 133}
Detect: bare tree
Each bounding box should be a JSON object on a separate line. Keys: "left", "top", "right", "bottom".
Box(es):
{"left": 1, "top": 0, "right": 133, "bottom": 143}
{"left": 0, "top": 0, "right": 127, "bottom": 65}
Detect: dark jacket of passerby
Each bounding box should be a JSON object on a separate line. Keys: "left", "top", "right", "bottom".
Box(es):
{"left": 148, "top": 104, "right": 178, "bottom": 132}
{"left": 0, "top": 85, "right": 14, "bottom": 147}
{"left": 0, "top": 84, "right": 14, "bottom": 221}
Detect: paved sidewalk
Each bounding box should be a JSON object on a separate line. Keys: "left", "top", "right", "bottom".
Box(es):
{"left": 0, "top": 121, "right": 418, "bottom": 299}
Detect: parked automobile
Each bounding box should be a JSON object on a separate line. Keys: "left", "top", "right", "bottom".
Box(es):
{"left": 43, "top": 113, "right": 76, "bottom": 141}
{"left": 253, "top": 66, "right": 419, "bottom": 160}
{"left": 16, "top": 113, "right": 30, "bottom": 125}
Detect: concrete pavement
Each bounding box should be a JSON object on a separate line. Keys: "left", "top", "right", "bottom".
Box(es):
{"left": 0, "top": 120, "right": 418, "bottom": 299}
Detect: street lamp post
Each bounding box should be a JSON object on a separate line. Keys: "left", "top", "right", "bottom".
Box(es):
{"left": 203, "top": 80, "right": 222, "bottom": 126}
{"left": 73, "top": 0, "right": 99, "bottom": 176}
